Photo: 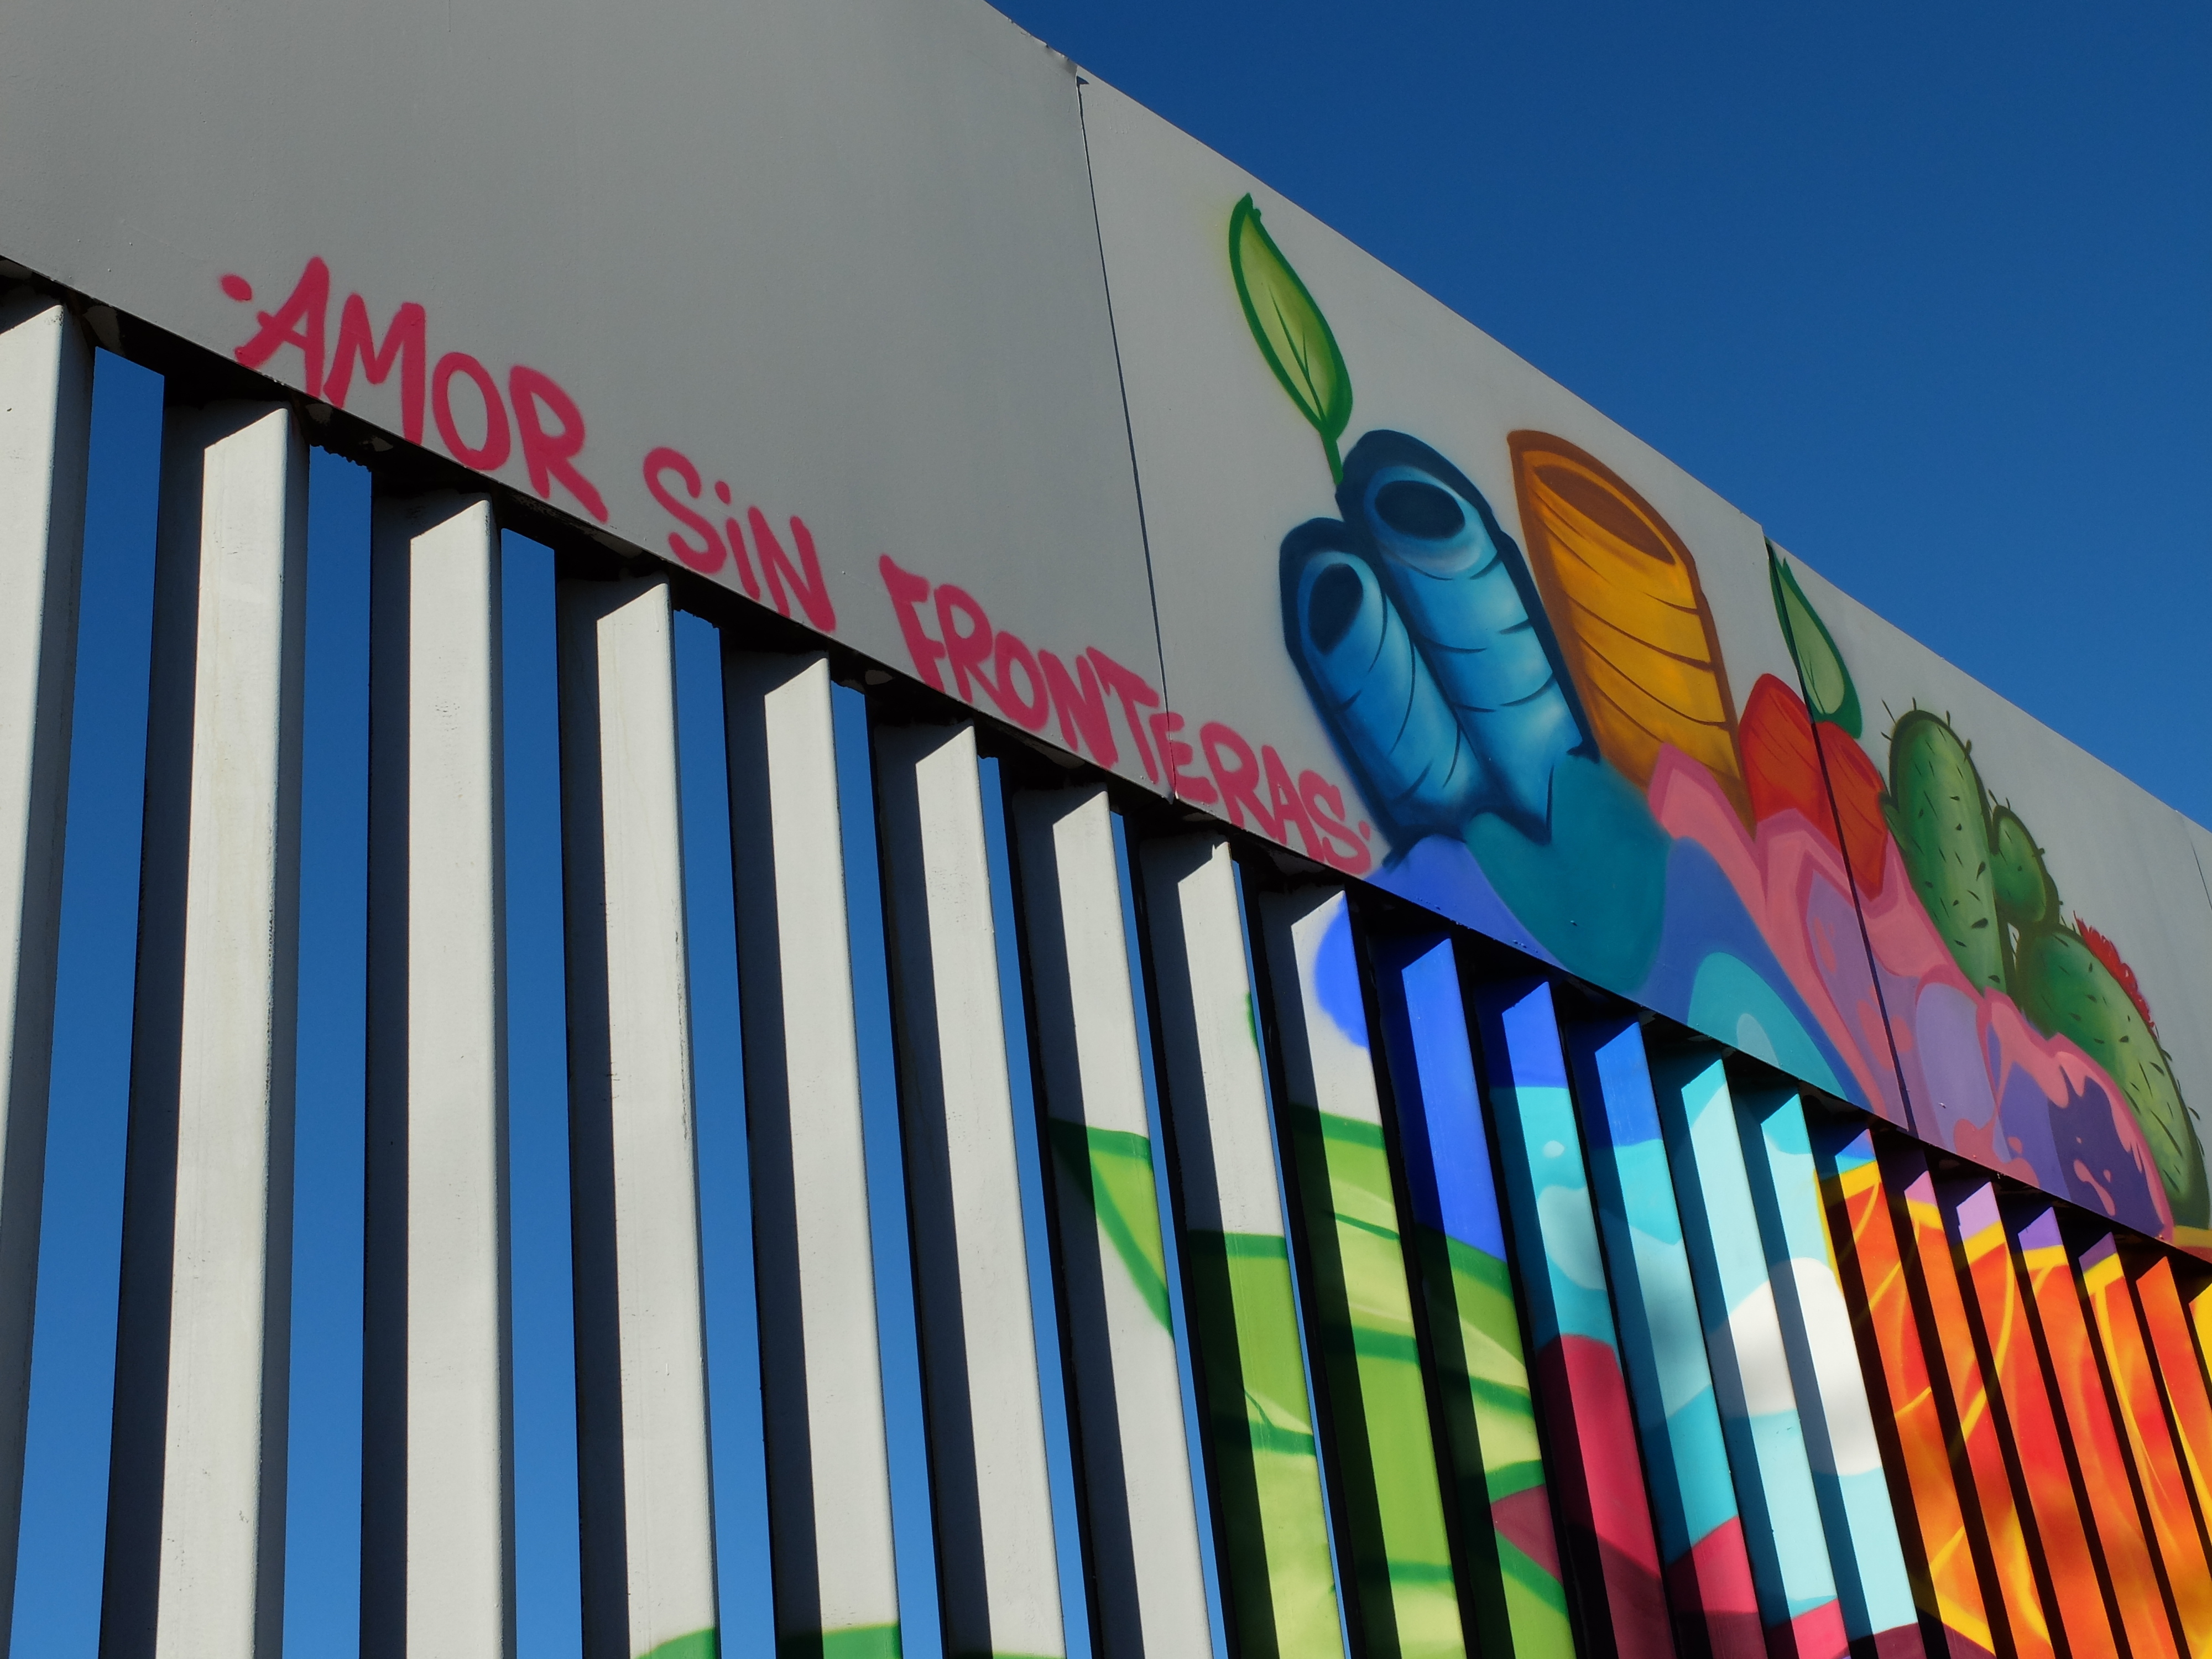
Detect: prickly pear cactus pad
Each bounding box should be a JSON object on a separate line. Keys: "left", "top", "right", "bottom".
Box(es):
{"left": 1987, "top": 807, "right": 2050, "bottom": 932}
{"left": 1885, "top": 712, "right": 2005, "bottom": 993}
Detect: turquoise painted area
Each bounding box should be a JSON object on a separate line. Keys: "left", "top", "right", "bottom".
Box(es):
{"left": 1687, "top": 954, "right": 1839, "bottom": 1095}
{"left": 1744, "top": 1408, "right": 1845, "bottom": 1619}
{"left": 1741, "top": 1092, "right": 1919, "bottom": 1639}
{"left": 1476, "top": 985, "right": 1617, "bottom": 1353}
{"left": 1655, "top": 1055, "right": 1842, "bottom": 1632}
{"left": 1677, "top": 1064, "right": 1778, "bottom": 1309}
{"left": 1750, "top": 1105, "right": 1828, "bottom": 1262}
{"left": 1465, "top": 755, "right": 1671, "bottom": 993}
{"left": 1824, "top": 1466, "right": 1918, "bottom": 1630}
{"left": 1575, "top": 1022, "right": 1744, "bottom": 1564}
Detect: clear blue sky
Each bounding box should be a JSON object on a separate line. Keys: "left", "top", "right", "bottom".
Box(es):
{"left": 1003, "top": 0, "right": 2212, "bottom": 827}
{"left": 10, "top": 3, "right": 2206, "bottom": 1656}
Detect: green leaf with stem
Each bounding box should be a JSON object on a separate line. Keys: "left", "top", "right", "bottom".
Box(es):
{"left": 1768, "top": 547, "right": 1861, "bottom": 736}
{"left": 1230, "top": 194, "right": 1353, "bottom": 483}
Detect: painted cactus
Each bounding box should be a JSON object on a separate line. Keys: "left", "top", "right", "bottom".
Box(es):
{"left": 2013, "top": 925, "right": 2203, "bottom": 1224}
{"left": 1884, "top": 713, "right": 2007, "bottom": 993}
{"left": 1880, "top": 709, "right": 2205, "bottom": 1223}
{"left": 1768, "top": 556, "right": 2207, "bottom": 1231}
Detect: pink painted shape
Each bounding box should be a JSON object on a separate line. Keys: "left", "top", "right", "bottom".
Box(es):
{"left": 1665, "top": 739, "right": 2173, "bottom": 1241}
{"left": 1648, "top": 749, "right": 1904, "bottom": 1121}
{"left": 1857, "top": 846, "right": 2172, "bottom": 1235}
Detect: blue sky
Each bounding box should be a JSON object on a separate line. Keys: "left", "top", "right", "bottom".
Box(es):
{"left": 10, "top": 3, "right": 2206, "bottom": 1655}
{"left": 1002, "top": 0, "right": 2212, "bottom": 827}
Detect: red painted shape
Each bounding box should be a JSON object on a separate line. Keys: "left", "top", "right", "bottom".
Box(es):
{"left": 1867, "top": 1624, "right": 1961, "bottom": 1659}
{"left": 1490, "top": 1485, "right": 1562, "bottom": 1580}
{"left": 878, "top": 556, "right": 945, "bottom": 691}
{"left": 509, "top": 364, "right": 606, "bottom": 521}
{"left": 1743, "top": 674, "right": 1830, "bottom": 833}
{"left": 641, "top": 447, "right": 727, "bottom": 573}
{"left": 1532, "top": 1334, "right": 1673, "bottom": 1659}
{"left": 1086, "top": 648, "right": 1162, "bottom": 782}
{"left": 1738, "top": 672, "right": 1890, "bottom": 897}
{"left": 750, "top": 509, "right": 837, "bottom": 632}
{"left": 1666, "top": 1515, "right": 1765, "bottom": 1659}
{"left": 328, "top": 295, "right": 427, "bottom": 444}
{"left": 1818, "top": 724, "right": 1890, "bottom": 897}
{"left": 1147, "top": 712, "right": 1214, "bottom": 806}
{"left": 990, "top": 629, "right": 1050, "bottom": 731}
{"left": 1773, "top": 1592, "right": 1851, "bottom": 1659}
{"left": 1040, "top": 650, "right": 1117, "bottom": 766}
{"left": 430, "top": 351, "right": 509, "bottom": 470}
{"left": 935, "top": 583, "right": 994, "bottom": 705}
{"left": 1200, "top": 722, "right": 1273, "bottom": 836}
{"left": 1300, "top": 769, "right": 1370, "bottom": 874}
{"left": 234, "top": 257, "right": 330, "bottom": 394}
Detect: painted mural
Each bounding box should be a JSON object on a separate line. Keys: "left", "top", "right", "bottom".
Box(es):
{"left": 1223, "top": 194, "right": 2203, "bottom": 1251}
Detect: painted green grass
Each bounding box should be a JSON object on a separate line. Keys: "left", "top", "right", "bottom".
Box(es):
{"left": 1187, "top": 1229, "right": 1342, "bottom": 1659}
{"left": 1286, "top": 1107, "right": 1465, "bottom": 1659}
{"left": 1047, "top": 1120, "right": 1171, "bottom": 1329}
{"left": 1412, "top": 1228, "right": 1574, "bottom": 1659}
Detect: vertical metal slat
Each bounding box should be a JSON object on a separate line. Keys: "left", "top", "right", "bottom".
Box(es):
{"left": 104, "top": 401, "right": 307, "bottom": 1659}
{"left": 1569, "top": 1019, "right": 1764, "bottom": 1659}
{"left": 874, "top": 722, "right": 1065, "bottom": 1658}
{"left": 1255, "top": 888, "right": 1465, "bottom": 1658}
{"left": 0, "top": 294, "right": 90, "bottom": 1655}
{"left": 1367, "top": 934, "right": 1573, "bottom": 1659}
{"left": 363, "top": 494, "right": 513, "bottom": 1658}
{"left": 721, "top": 650, "right": 903, "bottom": 1657}
{"left": 1014, "top": 784, "right": 1213, "bottom": 1657}
{"left": 1139, "top": 836, "right": 1343, "bottom": 1659}
{"left": 1645, "top": 1046, "right": 1844, "bottom": 1659}
{"left": 1469, "top": 979, "right": 1673, "bottom": 1659}
{"left": 1734, "top": 1090, "right": 1921, "bottom": 1659}
{"left": 556, "top": 575, "right": 718, "bottom": 1659}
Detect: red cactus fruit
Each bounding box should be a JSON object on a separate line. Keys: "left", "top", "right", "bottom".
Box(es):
{"left": 2074, "top": 916, "right": 2157, "bottom": 1036}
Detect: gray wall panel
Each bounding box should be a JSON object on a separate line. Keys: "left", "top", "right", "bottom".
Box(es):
{"left": 0, "top": 0, "right": 1166, "bottom": 789}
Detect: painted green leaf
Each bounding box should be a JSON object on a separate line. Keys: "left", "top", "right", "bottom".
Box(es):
{"left": 1768, "top": 549, "right": 1861, "bottom": 737}
{"left": 1229, "top": 194, "right": 1353, "bottom": 483}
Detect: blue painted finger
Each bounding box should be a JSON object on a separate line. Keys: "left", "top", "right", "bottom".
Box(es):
{"left": 1283, "top": 521, "right": 1486, "bottom": 837}
{"left": 1340, "top": 434, "right": 1584, "bottom": 835}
